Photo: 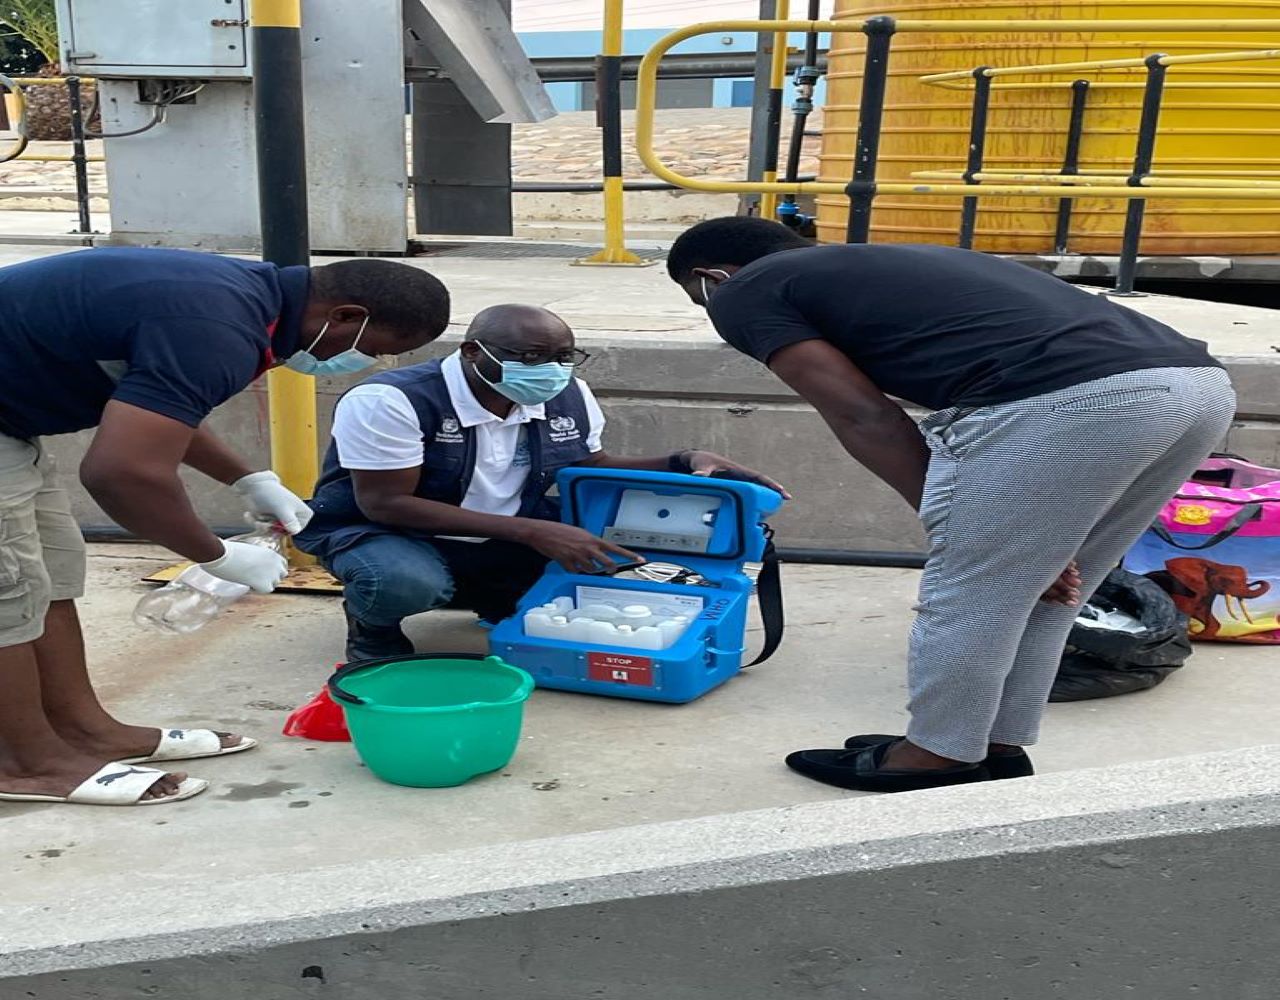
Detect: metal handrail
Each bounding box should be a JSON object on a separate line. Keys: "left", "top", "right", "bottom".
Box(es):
{"left": 921, "top": 47, "right": 1280, "bottom": 83}
{"left": 914, "top": 170, "right": 1280, "bottom": 189}
{"left": 916, "top": 45, "right": 1280, "bottom": 288}
{"left": 634, "top": 19, "right": 1280, "bottom": 200}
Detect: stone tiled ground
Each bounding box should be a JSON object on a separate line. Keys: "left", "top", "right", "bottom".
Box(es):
{"left": 1, "top": 107, "right": 821, "bottom": 197}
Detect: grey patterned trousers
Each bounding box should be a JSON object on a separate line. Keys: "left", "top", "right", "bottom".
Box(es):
{"left": 907, "top": 366, "right": 1236, "bottom": 762}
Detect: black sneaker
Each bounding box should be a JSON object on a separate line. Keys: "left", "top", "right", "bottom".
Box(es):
{"left": 343, "top": 603, "right": 414, "bottom": 663}
{"left": 786, "top": 742, "right": 990, "bottom": 793}
{"left": 843, "top": 733, "right": 1034, "bottom": 780}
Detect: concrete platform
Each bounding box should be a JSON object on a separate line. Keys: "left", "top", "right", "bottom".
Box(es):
{"left": 2, "top": 544, "right": 1279, "bottom": 993}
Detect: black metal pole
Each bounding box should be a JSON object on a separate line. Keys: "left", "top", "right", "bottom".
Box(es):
{"left": 742, "top": 0, "right": 779, "bottom": 216}
{"left": 65, "top": 76, "right": 92, "bottom": 238}
{"left": 1053, "top": 79, "right": 1090, "bottom": 256}
{"left": 1116, "top": 54, "right": 1167, "bottom": 296}
{"left": 957, "top": 67, "right": 992, "bottom": 250}
{"left": 252, "top": 2, "right": 310, "bottom": 267}
{"left": 845, "top": 16, "right": 896, "bottom": 243}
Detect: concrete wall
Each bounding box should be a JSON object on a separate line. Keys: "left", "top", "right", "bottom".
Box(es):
{"left": 43, "top": 340, "right": 1280, "bottom": 552}
{"left": 6, "top": 748, "right": 1280, "bottom": 998}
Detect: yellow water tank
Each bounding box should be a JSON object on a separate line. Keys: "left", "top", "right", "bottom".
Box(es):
{"left": 816, "top": 0, "right": 1280, "bottom": 254}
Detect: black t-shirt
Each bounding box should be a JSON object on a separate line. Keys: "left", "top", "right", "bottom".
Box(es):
{"left": 706, "top": 244, "right": 1221, "bottom": 410}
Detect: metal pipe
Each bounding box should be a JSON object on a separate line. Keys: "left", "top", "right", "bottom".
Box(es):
{"left": 845, "top": 16, "right": 895, "bottom": 242}
{"left": 66, "top": 76, "right": 92, "bottom": 238}
{"left": 780, "top": 0, "right": 823, "bottom": 229}
{"left": 252, "top": 0, "right": 319, "bottom": 568}
{"left": 503, "top": 49, "right": 830, "bottom": 83}
{"left": 577, "top": 0, "right": 648, "bottom": 266}
{"left": 512, "top": 177, "right": 815, "bottom": 192}
{"left": 921, "top": 46, "right": 1278, "bottom": 83}
{"left": 1053, "top": 80, "right": 1090, "bottom": 255}
{"left": 957, "top": 67, "right": 992, "bottom": 250}
{"left": 760, "top": 0, "right": 791, "bottom": 221}
{"left": 0, "top": 73, "right": 29, "bottom": 163}
{"left": 915, "top": 170, "right": 1280, "bottom": 189}
{"left": 634, "top": 20, "right": 1280, "bottom": 199}
{"left": 742, "top": 0, "right": 780, "bottom": 216}
{"left": 1116, "top": 54, "right": 1168, "bottom": 297}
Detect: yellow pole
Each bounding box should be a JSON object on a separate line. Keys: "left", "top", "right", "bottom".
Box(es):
{"left": 576, "top": 0, "right": 651, "bottom": 266}
{"left": 759, "top": 0, "right": 791, "bottom": 221}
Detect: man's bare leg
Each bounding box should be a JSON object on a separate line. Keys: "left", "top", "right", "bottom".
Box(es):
{"left": 0, "top": 632, "right": 184, "bottom": 801}
{"left": 36, "top": 600, "right": 241, "bottom": 759}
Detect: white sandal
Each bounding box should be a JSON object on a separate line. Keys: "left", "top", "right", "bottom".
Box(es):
{"left": 120, "top": 728, "right": 258, "bottom": 765}
{"left": 0, "top": 763, "right": 208, "bottom": 806}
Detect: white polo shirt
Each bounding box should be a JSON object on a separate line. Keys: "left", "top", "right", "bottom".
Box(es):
{"left": 330, "top": 353, "right": 605, "bottom": 539}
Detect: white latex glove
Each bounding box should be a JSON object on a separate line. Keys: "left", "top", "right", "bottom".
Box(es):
{"left": 232, "top": 471, "right": 314, "bottom": 535}
{"left": 201, "top": 540, "right": 289, "bottom": 594}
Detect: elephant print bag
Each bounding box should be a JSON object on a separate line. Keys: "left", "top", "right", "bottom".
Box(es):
{"left": 1124, "top": 455, "right": 1280, "bottom": 644}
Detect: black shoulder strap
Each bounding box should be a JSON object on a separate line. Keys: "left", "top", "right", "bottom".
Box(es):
{"left": 743, "top": 531, "right": 784, "bottom": 668}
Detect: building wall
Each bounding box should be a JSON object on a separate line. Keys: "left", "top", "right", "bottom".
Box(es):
{"left": 515, "top": 3, "right": 832, "bottom": 113}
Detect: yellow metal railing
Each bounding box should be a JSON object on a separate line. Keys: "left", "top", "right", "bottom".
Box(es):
{"left": 634, "top": 18, "right": 1280, "bottom": 202}
{"left": 1, "top": 75, "right": 105, "bottom": 164}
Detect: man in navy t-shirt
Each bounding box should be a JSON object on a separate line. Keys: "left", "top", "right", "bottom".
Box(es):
{"left": 668, "top": 217, "right": 1235, "bottom": 794}
{"left": 0, "top": 247, "right": 450, "bottom": 806}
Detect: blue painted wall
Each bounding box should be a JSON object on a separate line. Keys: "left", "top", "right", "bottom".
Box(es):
{"left": 517, "top": 27, "right": 829, "bottom": 112}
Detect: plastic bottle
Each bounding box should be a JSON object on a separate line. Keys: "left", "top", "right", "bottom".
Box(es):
{"left": 658, "top": 615, "right": 691, "bottom": 648}
{"left": 569, "top": 604, "right": 623, "bottom": 624}
{"left": 133, "top": 524, "right": 285, "bottom": 634}
{"left": 630, "top": 626, "right": 664, "bottom": 651}
{"left": 587, "top": 620, "right": 620, "bottom": 644}
{"left": 619, "top": 605, "right": 655, "bottom": 628}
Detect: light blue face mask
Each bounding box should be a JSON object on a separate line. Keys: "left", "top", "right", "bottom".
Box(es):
{"left": 473, "top": 342, "right": 574, "bottom": 406}
{"left": 284, "top": 315, "right": 375, "bottom": 376}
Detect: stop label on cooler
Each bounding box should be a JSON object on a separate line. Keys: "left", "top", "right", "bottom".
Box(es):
{"left": 587, "top": 651, "right": 654, "bottom": 687}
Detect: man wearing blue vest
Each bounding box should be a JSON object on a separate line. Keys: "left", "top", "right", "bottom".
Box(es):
{"left": 297, "top": 303, "right": 785, "bottom": 662}
{"left": 0, "top": 247, "right": 450, "bottom": 807}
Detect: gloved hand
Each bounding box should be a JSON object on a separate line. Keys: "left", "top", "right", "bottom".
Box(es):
{"left": 201, "top": 540, "right": 289, "bottom": 594}
{"left": 232, "top": 471, "right": 314, "bottom": 535}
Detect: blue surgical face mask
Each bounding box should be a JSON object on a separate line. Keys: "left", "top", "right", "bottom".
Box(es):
{"left": 473, "top": 342, "right": 574, "bottom": 406}
{"left": 284, "top": 315, "right": 375, "bottom": 376}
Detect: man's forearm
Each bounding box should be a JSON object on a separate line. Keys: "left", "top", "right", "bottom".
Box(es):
{"left": 828, "top": 407, "right": 930, "bottom": 510}
{"left": 183, "top": 425, "right": 255, "bottom": 486}
{"left": 357, "top": 493, "right": 540, "bottom": 543}
{"left": 579, "top": 452, "right": 675, "bottom": 472}
{"left": 82, "top": 466, "right": 225, "bottom": 562}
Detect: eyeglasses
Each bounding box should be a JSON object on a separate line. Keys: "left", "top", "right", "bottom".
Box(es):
{"left": 478, "top": 342, "right": 592, "bottom": 368}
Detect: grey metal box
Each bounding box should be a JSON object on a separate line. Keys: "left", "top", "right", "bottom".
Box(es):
{"left": 57, "top": 0, "right": 251, "bottom": 79}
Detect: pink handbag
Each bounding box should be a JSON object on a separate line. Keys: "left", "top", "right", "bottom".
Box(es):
{"left": 1124, "top": 455, "right": 1280, "bottom": 644}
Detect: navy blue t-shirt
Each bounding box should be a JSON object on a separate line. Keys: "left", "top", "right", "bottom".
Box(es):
{"left": 707, "top": 244, "right": 1221, "bottom": 410}
{"left": 0, "top": 248, "right": 309, "bottom": 439}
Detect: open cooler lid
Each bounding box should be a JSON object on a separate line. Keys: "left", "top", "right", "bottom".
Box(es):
{"left": 558, "top": 468, "right": 784, "bottom": 575}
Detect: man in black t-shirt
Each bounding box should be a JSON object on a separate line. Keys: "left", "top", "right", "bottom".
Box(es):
{"left": 668, "top": 216, "right": 1235, "bottom": 793}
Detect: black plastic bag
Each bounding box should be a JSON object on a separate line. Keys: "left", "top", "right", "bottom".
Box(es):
{"left": 1050, "top": 568, "right": 1193, "bottom": 702}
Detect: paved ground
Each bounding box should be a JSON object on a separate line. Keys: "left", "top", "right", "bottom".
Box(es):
{"left": 2, "top": 240, "right": 1274, "bottom": 356}
{"left": 3, "top": 542, "right": 1275, "bottom": 911}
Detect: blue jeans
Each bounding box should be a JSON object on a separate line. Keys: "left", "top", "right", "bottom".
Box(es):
{"left": 325, "top": 534, "right": 550, "bottom": 627}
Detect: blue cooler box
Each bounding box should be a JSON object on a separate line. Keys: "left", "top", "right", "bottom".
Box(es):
{"left": 489, "top": 468, "right": 784, "bottom": 703}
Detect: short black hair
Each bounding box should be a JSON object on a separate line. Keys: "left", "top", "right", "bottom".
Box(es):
{"left": 666, "top": 216, "right": 811, "bottom": 283}
{"left": 310, "top": 259, "right": 450, "bottom": 341}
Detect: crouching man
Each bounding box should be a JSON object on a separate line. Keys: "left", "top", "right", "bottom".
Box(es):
{"left": 296, "top": 304, "right": 785, "bottom": 661}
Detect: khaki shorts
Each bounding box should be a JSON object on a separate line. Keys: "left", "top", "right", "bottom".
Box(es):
{"left": 0, "top": 433, "right": 86, "bottom": 647}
